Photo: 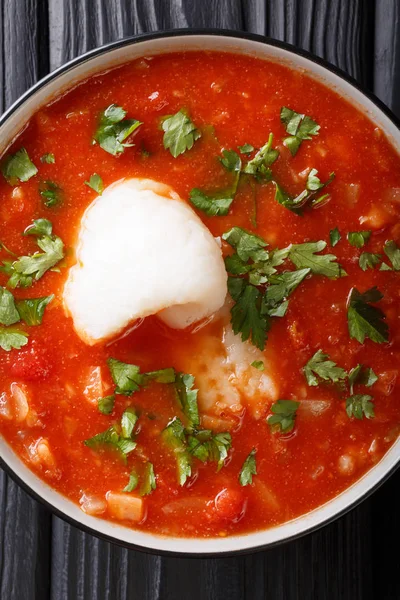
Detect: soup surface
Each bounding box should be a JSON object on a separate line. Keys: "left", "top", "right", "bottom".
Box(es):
{"left": 0, "top": 51, "right": 399, "bottom": 538}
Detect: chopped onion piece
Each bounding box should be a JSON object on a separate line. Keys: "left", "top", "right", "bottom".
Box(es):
{"left": 106, "top": 492, "right": 144, "bottom": 522}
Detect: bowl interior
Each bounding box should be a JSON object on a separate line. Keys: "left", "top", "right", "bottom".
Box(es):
{"left": 1, "top": 32, "right": 399, "bottom": 555}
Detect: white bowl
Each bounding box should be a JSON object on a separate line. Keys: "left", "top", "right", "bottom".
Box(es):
{"left": 0, "top": 30, "right": 399, "bottom": 556}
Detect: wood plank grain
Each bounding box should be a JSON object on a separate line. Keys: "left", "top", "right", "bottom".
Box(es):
{"left": 374, "top": 0, "right": 400, "bottom": 116}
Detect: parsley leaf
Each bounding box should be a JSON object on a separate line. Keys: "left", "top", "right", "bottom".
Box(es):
{"left": 1, "top": 220, "right": 64, "bottom": 289}
{"left": 139, "top": 462, "right": 156, "bottom": 496}
{"left": 175, "top": 373, "right": 199, "bottom": 429}
{"left": 189, "top": 149, "right": 241, "bottom": 216}
{"left": 347, "top": 231, "right": 371, "bottom": 248}
{"left": 330, "top": 227, "right": 341, "bottom": 247}
{"left": 347, "top": 287, "right": 388, "bottom": 344}
{"left": 16, "top": 295, "right": 53, "bottom": 326}
{"left": 1, "top": 148, "right": 38, "bottom": 184}
{"left": 121, "top": 407, "right": 138, "bottom": 439}
{"left": 123, "top": 470, "right": 139, "bottom": 492}
{"left": 384, "top": 240, "right": 400, "bottom": 270}
{"left": 162, "top": 418, "right": 192, "bottom": 486}
{"left": 280, "top": 107, "right": 320, "bottom": 155}
{"left": 243, "top": 133, "right": 279, "bottom": 180}
{"left": 274, "top": 170, "right": 334, "bottom": 214}
{"left": 85, "top": 173, "right": 104, "bottom": 195}
{"left": 162, "top": 109, "right": 201, "bottom": 158}
{"left": 348, "top": 364, "right": 378, "bottom": 394}
{"left": 289, "top": 241, "right": 346, "bottom": 278}
{"left": 97, "top": 395, "right": 115, "bottom": 415}
{"left": 40, "top": 181, "right": 62, "bottom": 208}
{"left": 228, "top": 278, "right": 269, "bottom": 351}
{"left": 359, "top": 252, "right": 381, "bottom": 271}
{"left": 251, "top": 360, "right": 264, "bottom": 370}
{"left": 0, "top": 327, "right": 28, "bottom": 351}
{"left": 107, "top": 358, "right": 143, "bottom": 394}
{"left": 0, "top": 286, "right": 20, "bottom": 326}
{"left": 223, "top": 227, "right": 273, "bottom": 285}
{"left": 262, "top": 268, "right": 310, "bottom": 317}
{"left": 238, "top": 143, "right": 254, "bottom": 155}
{"left": 346, "top": 394, "right": 374, "bottom": 419}
{"left": 303, "top": 350, "right": 347, "bottom": 386}
{"left": 189, "top": 189, "right": 234, "bottom": 216}
{"left": 94, "top": 104, "right": 142, "bottom": 156}
{"left": 107, "top": 359, "right": 175, "bottom": 396}
{"left": 239, "top": 448, "right": 257, "bottom": 486}
{"left": 187, "top": 430, "right": 231, "bottom": 471}
{"left": 267, "top": 399, "right": 300, "bottom": 433}
{"left": 40, "top": 153, "right": 55, "bottom": 164}
{"left": 84, "top": 425, "right": 136, "bottom": 461}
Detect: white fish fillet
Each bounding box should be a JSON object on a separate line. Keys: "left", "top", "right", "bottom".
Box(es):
{"left": 63, "top": 179, "right": 227, "bottom": 344}
{"left": 183, "top": 304, "right": 280, "bottom": 421}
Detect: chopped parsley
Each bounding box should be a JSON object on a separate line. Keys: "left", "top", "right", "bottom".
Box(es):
{"left": 274, "top": 170, "right": 334, "bottom": 214}
{"left": 94, "top": 104, "right": 142, "bottom": 156}
{"left": 359, "top": 252, "right": 381, "bottom": 271}
{"left": 1, "top": 148, "right": 38, "bottom": 184}
{"left": 228, "top": 277, "right": 269, "bottom": 351}
{"left": 280, "top": 107, "right": 320, "bottom": 156}
{"left": 383, "top": 240, "right": 400, "bottom": 270}
{"left": 187, "top": 430, "right": 231, "bottom": 471}
{"left": 0, "top": 327, "right": 29, "bottom": 351}
{"left": 267, "top": 399, "right": 300, "bottom": 433}
{"left": 84, "top": 425, "right": 136, "bottom": 461}
{"left": 251, "top": 360, "right": 264, "bottom": 371}
{"left": 239, "top": 449, "right": 257, "bottom": 486}
{"left": 162, "top": 109, "right": 201, "bottom": 158}
{"left": 189, "top": 149, "right": 241, "bottom": 216}
{"left": 97, "top": 395, "right": 115, "bottom": 415}
{"left": 16, "top": 295, "right": 53, "bottom": 325}
{"left": 162, "top": 418, "right": 192, "bottom": 486}
{"left": 243, "top": 133, "right": 279, "bottom": 180}
{"left": 85, "top": 173, "right": 104, "bottom": 195}
{"left": 139, "top": 462, "right": 156, "bottom": 496}
{"left": 289, "top": 241, "right": 346, "bottom": 279}
{"left": 330, "top": 227, "right": 341, "bottom": 247}
{"left": 121, "top": 407, "right": 138, "bottom": 439}
{"left": 238, "top": 143, "right": 254, "bottom": 155}
{"left": 107, "top": 358, "right": 175, "bottom": 395}
{"left": 347, "top": 287, "right": 388, "bottom": 344}
{"left": 346, "top": 394, "right": 374, "bottom": 420}
{"left": 40, "top": 153, "right": 55, "bottom": 164}
{"left": 174, "top": 373, "right": 199, "bottom": 429}
{"left": 123, "top": 470, "right": 139, "bottom": 492}
{"left": 347, "top": 230, "right": 371, "bottom": 248}
{"left": 303, "top": 350, "right": 347, "bottom": 386}
{"left": 262, "top": 268, "right": 310, "bottom": 317}
{"left": 40, "top": 181, "right": 62, "bottom": 208}
{"left": 0, "top": 219, "right": 64, "bottom": 289}
{"left": 348, "top": 364, "right": 378, "bottom": 394}
{"left": 0, "top": 286, "right": 20, "bottom": 326}
{"left": 189, "top": 189, "right": 235, "bottom": 217}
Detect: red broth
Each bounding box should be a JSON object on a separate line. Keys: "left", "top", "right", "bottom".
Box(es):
{"left": 0, "top": 51, "right": 399, "bottom": 538}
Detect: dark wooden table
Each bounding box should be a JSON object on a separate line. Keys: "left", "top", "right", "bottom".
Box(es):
{"left": 0, "top": 1, "right": 399, "bottom": 598}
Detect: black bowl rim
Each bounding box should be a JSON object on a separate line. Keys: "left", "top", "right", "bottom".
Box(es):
{"left": 0, "top": 28, "right": 399, "bottom": 558}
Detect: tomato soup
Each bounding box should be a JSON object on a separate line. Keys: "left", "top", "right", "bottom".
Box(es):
{"left": 0, "top": 52, "right": 399, "bottom": 538}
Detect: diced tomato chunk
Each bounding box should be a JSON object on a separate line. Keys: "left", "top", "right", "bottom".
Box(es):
{"left": 214, "top": 487, "right": 246, "bottom": 522}
{"left": 9, "top": 343, "right": 52, "bottom": 381}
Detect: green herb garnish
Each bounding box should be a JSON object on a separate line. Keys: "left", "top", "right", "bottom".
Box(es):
{"left": 347, "top": 287, "right": 388, "bottom": 344}
{"left": 85, "top": 173, "right": 104, "bottom": 195}
{"left": 162, "top": 109, "right": 201, "bottom": 158}
{"left": 303, "top": 350, "right": 347, "bottom": 387}
{"left": 280, "top": 107, "right": 320, "bottom": 156}
{"left": 267, "top": 399, "right": 300, "bottom": 433}
{"left": 239, "top": 448, "right": 257, "bottom": 486}
{"left": 1, "top": 148, "right": 38, "bottom": 184}
{"left": 94, "top": 104, "right": 142, "bottom": 156}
